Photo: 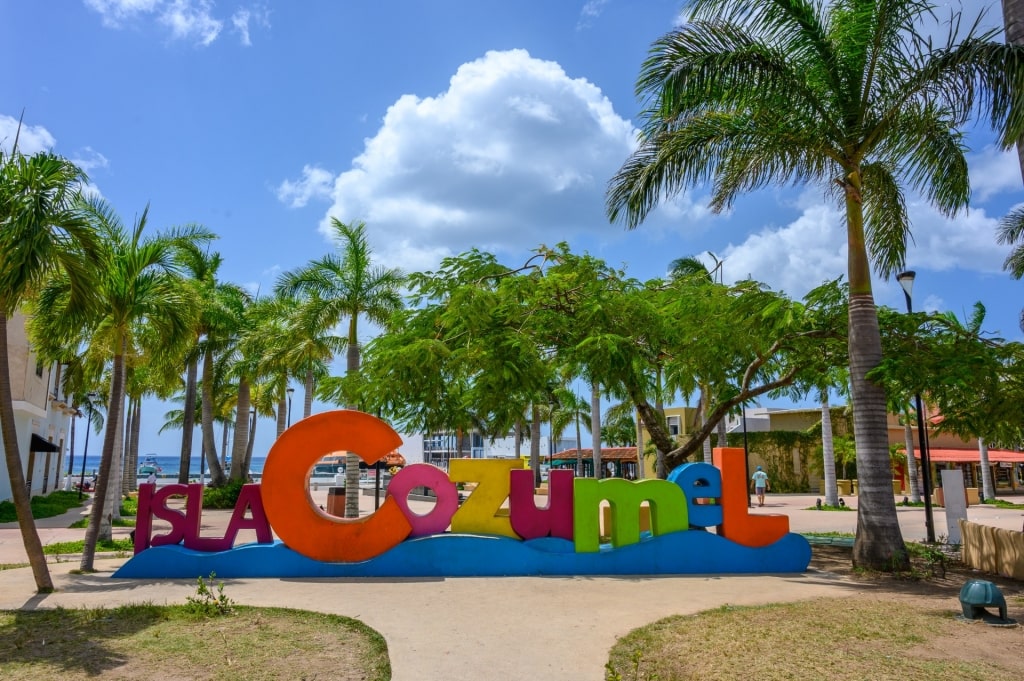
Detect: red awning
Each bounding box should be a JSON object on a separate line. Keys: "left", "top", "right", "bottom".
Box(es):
{"left": 913, "top": 448, "right": 1024, "bottom": 464}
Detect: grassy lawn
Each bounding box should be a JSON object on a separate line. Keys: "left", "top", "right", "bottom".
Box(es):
{"left": 985, "top": 498, "right": 1024, "bottom": 510}
{"left": 0, "top": 602, "right": 390, "bottom": 680}
{"left": 0, "top": 491, "right": 86, "bottom": 523}
{"left": 606, "top": 597, "right": 1023, "bottom": 681}
{"left": 42, "top": 538, "right": 134, "bottom": 556}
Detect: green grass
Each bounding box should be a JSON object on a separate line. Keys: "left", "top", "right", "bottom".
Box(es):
{"left": 897, "top": 500, "right": 927, "bottom": 507}
{"left": 67, "top": 498, "right": 137, "bottom": 528}
{"left": 0, "top": 604, "right": 391, "bottom": 680}
{"left": 984, "top": 498, "right": 1024, "bottom": 509}
{"left": 0, "top": 490, "right": 86, "bottom": 523}
{"left": 68, "top": 516, "right": 135, "bottom": 528}
{"left": 42, "top": 538, "right": 133, "bottom": 555}
{"left": 606, "top": 597, "right": 1022, "bottom": 681}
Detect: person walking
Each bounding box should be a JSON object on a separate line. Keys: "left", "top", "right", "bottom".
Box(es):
{"left": 751, "top": 466, "right": 770, "bottom": 507}
{"left": 146, "top": 471, "right": 157, "bottom": 486}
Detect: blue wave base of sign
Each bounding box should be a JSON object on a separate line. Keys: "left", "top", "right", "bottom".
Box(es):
{"left": 112, "top": 530, "right": 811, "bottom": 579}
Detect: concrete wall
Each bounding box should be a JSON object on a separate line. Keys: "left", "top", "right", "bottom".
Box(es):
{"left": 960, "top": 519, "right": 1024, "bottom": 580}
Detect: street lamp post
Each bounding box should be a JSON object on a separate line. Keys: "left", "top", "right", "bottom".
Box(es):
{"left": 286, "top": 387, "right": 294, "bottom": 428}
{"left": 896, "top": 270, "right": 936, "bottom": 543}
{"left": 78, "top": 392, "right": 98, "bottom": 500}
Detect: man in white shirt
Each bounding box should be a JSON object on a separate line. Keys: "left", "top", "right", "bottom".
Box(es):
{"left": 750, "top": 466, "right": 770, "bottom": 507}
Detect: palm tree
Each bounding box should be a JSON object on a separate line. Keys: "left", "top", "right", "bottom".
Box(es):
{"left": 34, "top": 196, "right": 210, "bottom": 570}
{"left": 173, "top": 246, "right": 222, "bottom": 484}
{"left": 276, "top": 218, "right": 404, "bottom": 517}
{"left": 0, "top": 145, "right": 93, "bottom": 592}
{"left": 193, "top": 258, "right": 249, "bottom": 488}
{"left": 606, "top": 0, "right": 1024, "bottom": 569}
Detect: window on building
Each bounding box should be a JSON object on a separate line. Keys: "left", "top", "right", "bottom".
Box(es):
{"left": 667, "top": 416, "right": 680, "bottom": 437}
{"left": 35, "top": 361, "right": 44, "bottom": 377}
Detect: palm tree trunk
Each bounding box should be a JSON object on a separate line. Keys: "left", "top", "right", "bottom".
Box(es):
{"left": 590, "top": 380, "right": 601, "bottom": 478}
{"left": 344, "top": 321, "right": 361, "bottom": 518}
{"left": 700, "top": 389, "right": 712, "bottom": 465}
{"left": 200, "top": 349, "right": 226, "bottom": 486}
{"left": 978, "top": 438, "right": 996, "bottom": 502}
{"left": 81, "top": 347, "right": 126, "bottom": 571}
{"left": 244, "top": 410, "right": 257, "bottom": 477}
{"left": 903, "top": 414, "right": 921, "bottom": 503}
{"left": 100, "top": 368, "right": 124, "bottom": 540}
{"left": 575, "top": 412, "right": 583, "bottom": 477}
{"left": 177, "top": 355, "right": 198, "bottom": 483}
{"left": 530, "top": 403, "right": 542, "bottom": 487}
{"left": 276, "top": 393, "right": 287, "bottom": 438}
{"left": 125, "top": 396, "right": 141, "bottom": 493}
{"left": 821, "top": 395, "right": 839, "bottom": 506}
{"left": 844, "top": 174, "right": 908, "bottom": 569}
{"left": 304, "top": 368, "right": 314, "bottom": 419}
{"left": 230, "top": 378, "right": 250, "bottom": 481}
{"left": 221, "top": 420, "right": 230, "bottom": 469}
{"left": 0, "top": 313, "right": 53, "bottom": 591}
{"left": 635, "top": 411, "right": 645, "bottom": 479}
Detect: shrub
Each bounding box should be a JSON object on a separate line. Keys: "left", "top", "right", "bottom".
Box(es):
{"left": 202, "top": 479, "right": 245, "bottom": 509}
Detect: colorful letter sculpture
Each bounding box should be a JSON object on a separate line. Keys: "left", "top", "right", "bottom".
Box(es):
{"left": 115, "top": 410, "right": 811, "bottom": 578}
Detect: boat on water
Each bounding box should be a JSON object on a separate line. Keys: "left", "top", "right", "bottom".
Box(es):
{"left": 312, "top": 454, "right": 346, "bottom": 476}
{"left": 138, "top": 455, "right": 162, "bottom": 476}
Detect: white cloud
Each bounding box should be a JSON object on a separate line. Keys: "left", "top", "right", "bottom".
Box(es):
{"left": 968, "top": 145, "right": 1022, "bottom": 202}
{"left": 300, "top": 49, "right": 637, "bottom": 271}
{"left": 0, "top": 115, "right": 56, "bottom": 155}
{"left": 577, "top": 0, "right": 610, "bottom": 30}
{"left": 71, "top": 146, "right": 110, "bottom": 173}
{"left": 85, "top": 0, "right": 232, "bottom": 46}
{"left": 276, "top": 165, "right": 335, "bottom": 208}
{"left": 709, "top": 190, "right": 1010, "bottom": 300}
{"left": 159, "top": 0, "right": 222, "bottom": 46}
{"left": 231, "top": 5, "right": 270, "bottom": 46}
{"left": 716, "top": 203, "right": 847, "bottom": 297}
{"left": 84, "top": 0, "right": 162, "bottom": 27}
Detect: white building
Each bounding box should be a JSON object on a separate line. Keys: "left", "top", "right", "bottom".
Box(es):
{"left": 1, "top": 311, "right": 75, "bottom": 502}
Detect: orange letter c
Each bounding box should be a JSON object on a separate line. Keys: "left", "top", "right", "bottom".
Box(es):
{"left": 261, "top": 410, "right": 412, "bottom": 562}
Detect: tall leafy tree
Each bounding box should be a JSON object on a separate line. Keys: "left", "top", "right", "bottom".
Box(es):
{"left": 0, "top": 146, "right": 93, "bottom": 592}
{"left": 276, "top": 219, "right": 404, "bottom": 517}
{"left": 606, "top": 0, "right": 1024, "bottom": 569}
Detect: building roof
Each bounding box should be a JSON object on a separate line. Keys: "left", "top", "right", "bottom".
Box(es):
{"left": 913, "top": 448, "right": 1024, "bottom": 464}
{"left": 547, "top": 447, "right": 637, "bottom": 462}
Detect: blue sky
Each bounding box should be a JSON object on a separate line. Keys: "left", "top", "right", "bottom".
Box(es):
{"left": 3, "top": 0, "right": 1022, "bottom": 461}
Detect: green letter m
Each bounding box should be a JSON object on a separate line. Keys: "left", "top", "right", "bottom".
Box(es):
{"left": 572, "top": 478, "right": 688, "bottom": 553}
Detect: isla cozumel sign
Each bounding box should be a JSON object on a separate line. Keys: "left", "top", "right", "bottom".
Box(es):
{"left": 114, "top": 410, "right": 811, "bottom": 578}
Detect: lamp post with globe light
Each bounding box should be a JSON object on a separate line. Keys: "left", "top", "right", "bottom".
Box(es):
{"left": 896, "top": 270, "right": 936, "bottom": 543}
{"left": 286, "top": 387, "right": 294, "bottom": 427}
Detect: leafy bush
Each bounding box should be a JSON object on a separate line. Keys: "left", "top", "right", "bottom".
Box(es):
{"left": 185, "top": 572, "right": 234, "bottom": 617}
{"left": 202, "top": 479, "right": 245, "bottom": 509}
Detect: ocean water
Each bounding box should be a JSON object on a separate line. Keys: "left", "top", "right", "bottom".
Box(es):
{"left": 73, "top": 455, "right": 267, "bottom": 478}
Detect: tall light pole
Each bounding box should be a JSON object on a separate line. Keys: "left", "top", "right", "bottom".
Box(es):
{"left": 286, "top": 387, "right": 294, "bottom": 428}
{"left": 78, "top": 392, "right": 98, "bottom": 500}
{"left": 896, "top": 270, "right": 936, "bottom": 543}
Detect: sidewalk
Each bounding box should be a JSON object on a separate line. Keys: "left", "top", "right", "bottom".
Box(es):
{"left": 2, "top": 489, "right": 1022, "bottom": 680}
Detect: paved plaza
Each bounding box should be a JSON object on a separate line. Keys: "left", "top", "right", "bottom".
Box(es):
{"left": 1, "top": 488, "right": 1022, "bottom": 680}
